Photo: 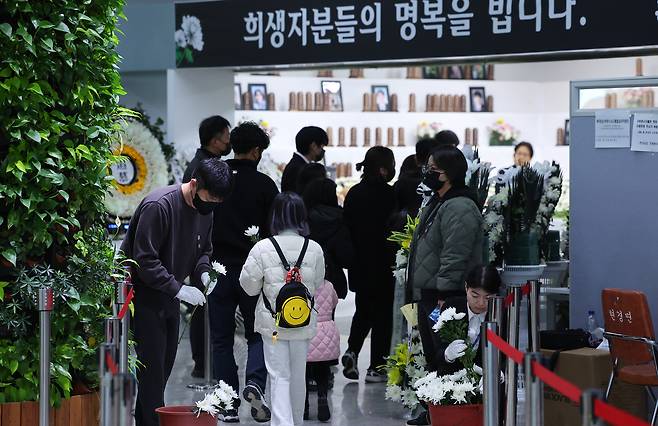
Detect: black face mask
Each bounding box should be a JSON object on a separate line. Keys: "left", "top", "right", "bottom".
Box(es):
{"left": 193, "top": 193, "right": 218, "bottom": 215}
{"left": 316, "top": 149, "right": 325, "bottom": 162}
{"left": 384, "top": 167, "right": 396, "bottom": 183}
{"left": 220, "top": 143, "right": 232, "bottom": 156}
{"left": 422, "top": 171, "right": 445, "bottom": 192}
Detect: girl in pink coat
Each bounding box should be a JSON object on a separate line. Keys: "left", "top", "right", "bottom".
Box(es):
{"left": 305, "top": 279, "right": 340, "bottom": 422}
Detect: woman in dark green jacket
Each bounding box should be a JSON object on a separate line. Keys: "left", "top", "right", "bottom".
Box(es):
{"left": 405, "top": 145, "right": 483, "bottom": 426}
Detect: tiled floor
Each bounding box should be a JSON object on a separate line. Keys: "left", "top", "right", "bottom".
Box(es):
{"left": 164, "top": 292, "right": 413, "bottom": 425}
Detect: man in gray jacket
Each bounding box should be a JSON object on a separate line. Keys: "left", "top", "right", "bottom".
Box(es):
{"left": 405, "top": 145, "right": 483, "bottom": 425}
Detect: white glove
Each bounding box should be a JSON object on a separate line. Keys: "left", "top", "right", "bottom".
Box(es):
{"left": 175, "top": 285, "right": 206, "bottom": 306}
{"left": 444, "top": 339, "right": 467, "bottom": 363}
{"left": 201, "top": 272, "right": 217, "bottom": 295}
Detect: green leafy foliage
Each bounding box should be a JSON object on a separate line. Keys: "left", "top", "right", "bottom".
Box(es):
{"left": 0, "top": 0, "right": 130, "bottom": 405}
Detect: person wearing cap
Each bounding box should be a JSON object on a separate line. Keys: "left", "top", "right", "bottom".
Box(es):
{"left": 121, "top": 158, "right": 233, "bottom": 426}
{"left": 281, "top": 126, "right": 328, "bottom": 193}
{"left": 341, "top": 146, "right": 397, "bottom": 384}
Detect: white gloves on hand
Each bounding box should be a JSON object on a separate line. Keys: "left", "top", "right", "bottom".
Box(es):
{"left": 201, "top": 272, "right": 217, "bottom": 295}
{"left": 175, "top": 285, "right": 206, "bottom": 306}
{"left": 444, "top": 339, "right": 467, "bottom": 363}
{"left": 474, "top": 364, "right": 505, "bottom": 392}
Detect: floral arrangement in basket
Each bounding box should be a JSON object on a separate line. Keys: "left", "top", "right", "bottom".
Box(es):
{"left": 195, "top": 381, "right": 238, "bottom": 417}
{"left": 488, "top": 119, "right": 520, "bottom": 146}
{"left": 417, "top": 121, "right": 442, "bottom": 140}
{"left": 383, "top": 330, "right": 428, "bottom": 409}
{"left": 465, "top": 148, "right": 494, "bottom": 212}
{"left": 414, "top": 308, "right": 482, "bottom": 405}
{"left": 484, "top": 162, "right": 563, "bottom": 265}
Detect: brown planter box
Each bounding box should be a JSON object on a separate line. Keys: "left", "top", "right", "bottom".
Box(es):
{"left": 0, "top": 393, "right": 99, "bottom": 426}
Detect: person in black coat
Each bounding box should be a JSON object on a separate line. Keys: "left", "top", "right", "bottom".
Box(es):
{"left": 182, "top": 115, "right": 232, "bottom": 378}
{"left": 408, "top": 265, "right": 502, "bottom": 426}
{"left": 208, "top": 122, "right": 279, "bottom": 422}
{"left": 303, "top": 178, "right": 354, "bottom": 299}
{"left": 281, "top": 126, "right": 328, "bottom": 193}
{"left": 183, "top": 115, "right": 232, "bottom": 184}
{"left": 341, "top": 146, "right": 397, "bottom": 383}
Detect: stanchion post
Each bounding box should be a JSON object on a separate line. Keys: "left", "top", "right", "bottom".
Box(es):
{"left": 486, "top": 296, "right": 506, "bottom": 331}
{"left": 187, "top": 306, "right": 216, "bottom": 390}
{"left": 524, "top": 353, "right": 543, "bottom": 426}
{"left": 116, "top": 373, "right": 136, "bottom": 426}
{"left": 581, "top": 389, "right": 605, "bottom": 426}
{"left": 38, "top": 287, "right": 54, "bottom": 426}
{"left": 482, "top": 322, "right": 500, "bottom": 426}
{"left": 116, "top": 276, "right": 132, "bottom": 374}
{"left": 505, "top": 284, "right": 522, "bottom": 426}
{"left": 100, "top": 343, "right": 117, "bottom": 426}
{"left": 528, "top": 280, "right": 541, "bottom": 353}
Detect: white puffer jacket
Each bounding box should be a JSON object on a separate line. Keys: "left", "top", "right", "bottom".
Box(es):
{"left": 240, "top": 231, "right": 325, "bottom": 341}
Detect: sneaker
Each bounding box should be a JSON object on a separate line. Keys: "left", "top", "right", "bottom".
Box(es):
{"left": 406, "top": 410, "right": 430, "bottom": 425}
{"left": 243, "top": 382, "right": 271, "bottom": 423}
{"left": 317, "top": 395, "right": 331, "bottom": 422}
{"left": 218, "top": 408, "right": 239, "bottom": 423}
{"left": 365, "top": 368, "right": 387, "bottom": 383}
{"left": 341, "top": 350, "right": 359, "bottom": 380}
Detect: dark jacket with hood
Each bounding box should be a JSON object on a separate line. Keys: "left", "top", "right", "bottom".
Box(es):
{"left": 408, "top": 186, "right": 483, "bottom": 296}
{"left": 308, "top": 205, "right": 354, "bottom": 299}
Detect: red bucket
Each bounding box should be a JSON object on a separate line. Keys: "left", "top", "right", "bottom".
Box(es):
{"left": 155, "top": 406, "right": 217, "bottom": 426}
{"left": 428, "top": 403, "right": 483, "bottom": 426}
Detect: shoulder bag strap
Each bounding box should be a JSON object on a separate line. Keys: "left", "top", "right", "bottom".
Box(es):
{"left": 294, "top": 238, "right": 310, "bottom": 269}
{"left": 268, "top": 237, "right": 290, "bottom": 271}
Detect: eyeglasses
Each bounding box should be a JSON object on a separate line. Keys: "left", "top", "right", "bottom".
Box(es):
{"left": 422, "top": 165, "right": 446, "bottom": 175}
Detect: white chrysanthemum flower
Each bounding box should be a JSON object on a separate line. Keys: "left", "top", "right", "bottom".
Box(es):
{"left": 395, "top": 250, "right": 408, "bottom": 268}
{"left": 212, "top": 261, "right": 227, "bottom": 276}
{"left": 181, "top": 15, "right": 204, "bottom": 51}
{"left": 195, "top": 393, "right": 220, "bottom": 417}
{"left": 174, "top": 29, "right": 187, "bottom": 48}
{"left": 385, "top": 385, "right": 403, "bottom": 402}
{"left": 244, "top": 225, "right": 260, "bottom": 237}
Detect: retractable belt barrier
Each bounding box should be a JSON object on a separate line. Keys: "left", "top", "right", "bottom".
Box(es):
{"left": 485, "top": 328, "right": 650, "bottom": 426}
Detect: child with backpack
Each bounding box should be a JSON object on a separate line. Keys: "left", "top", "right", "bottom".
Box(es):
{"left": 240, "top": 192, "right": 326, "bottom": 426}
{"left": 304, "top": 279, "right": 340, "bottom": 422}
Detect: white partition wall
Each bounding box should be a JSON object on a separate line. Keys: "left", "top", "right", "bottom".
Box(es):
{"left": 167, "top": 68, "right": 235, "bottom": 156}
{"left": 570, "top": 77, "right": 658, "bottom": 329}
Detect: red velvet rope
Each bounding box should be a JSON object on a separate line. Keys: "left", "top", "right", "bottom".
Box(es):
{"left": 485, "top": 328, "right": 650, "bottom": 426}
{"left": 117, "top": 287, "right": 134, "bottom": 320}
{"left": 503, "top": 282, "right": 531, "bottom": 307}
{"left": 105, "top": 351, "right": 118, "bottom": 375}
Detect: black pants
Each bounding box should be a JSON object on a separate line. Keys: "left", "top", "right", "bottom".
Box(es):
{"left": 134, "top": 291, "right": 179, "bottom": 426}
{"left": 347, "top": 280, "right": 394, "bottom": 370}
{"left": 189, "top": 304, "right": 205, "bottom": 371}
{"left": 417, "top": 289, "right": 442, "bottom": 373}
{"left": 208, "top": 267, "right": 267, "bottom": 395}
{"left": 306, "top": 363, "right": 331, "bottom": 396}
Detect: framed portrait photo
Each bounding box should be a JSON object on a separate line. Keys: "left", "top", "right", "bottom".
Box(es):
{"left": 321, "top": 80, "right": 344, "bottom": 112}
{"left": 248, "top": 83, "right": 268, "bottom": 111}
{"left": 371, "top": 85, "right": 390, "bottom": 112}
{"left": 234, "top": 83, "right": 243, "bottom": 110}
{"left": 469, "top": 87, "right": 488, "bottom": 113}
{"left": 448, "top": 65, "right": 464, "bottom": 80}
{"left": 471, "top": 64, "right": 487, "bottom": 80}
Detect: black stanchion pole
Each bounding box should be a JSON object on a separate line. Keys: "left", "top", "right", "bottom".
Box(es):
{"left": 581, "top": 389, "right": 605, "bottom": 426}
{"left": 38, "top": 287, "right": 54, "bottom": 426}
{"left": 505, "top": 284, "right": 522, "bottom": 426}
{"left": 524, "top": 353, "right": 543, "bottom": 426}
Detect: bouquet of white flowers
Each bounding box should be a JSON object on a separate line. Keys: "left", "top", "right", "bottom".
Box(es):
{"left": 414, "top": 369, "right": 482, "bottom": 406}
{"left": 194, "top": 381, "right": 238, "bottom": 417}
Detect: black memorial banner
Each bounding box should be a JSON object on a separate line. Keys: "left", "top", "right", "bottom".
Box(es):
{"left": 174, "top": 0, "right": 658, "bottom": 69}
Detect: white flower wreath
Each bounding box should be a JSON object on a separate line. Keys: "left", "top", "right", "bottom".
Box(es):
{"left": 105, "top": 121, "right": 169, "bottom": 218}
